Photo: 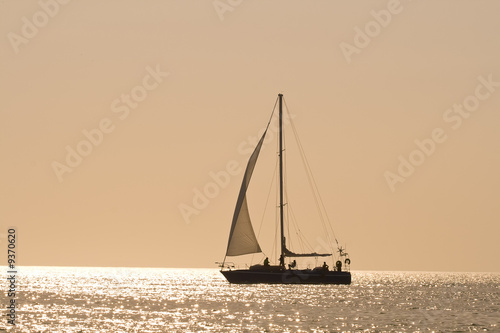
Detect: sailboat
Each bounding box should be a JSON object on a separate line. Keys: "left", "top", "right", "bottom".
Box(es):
{"left": 219, "top": 94, "right": 351, "bottom": 284}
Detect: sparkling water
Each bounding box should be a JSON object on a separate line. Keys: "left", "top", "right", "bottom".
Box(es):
{"left": 1, "top": 267, "right": 499, "bottom": 332}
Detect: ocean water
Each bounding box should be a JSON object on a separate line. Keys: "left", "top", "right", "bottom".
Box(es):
{"left": 1, "top": 267, "right": 499, "bottom": 332}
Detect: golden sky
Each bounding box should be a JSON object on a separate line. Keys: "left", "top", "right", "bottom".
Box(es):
{"left": 1, "top": 0, "right": 499, "bottom": 272}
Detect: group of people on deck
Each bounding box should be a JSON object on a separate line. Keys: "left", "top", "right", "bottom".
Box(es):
{"left": 263, "top": 257, "right": 334, "bottom": 272}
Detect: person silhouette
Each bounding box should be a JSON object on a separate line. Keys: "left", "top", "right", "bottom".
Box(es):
{"left": 322, "top": 261, "right": 329, "bottom": 271}
{"left": 263, "top": 257, "right": 270, "bottom": 267}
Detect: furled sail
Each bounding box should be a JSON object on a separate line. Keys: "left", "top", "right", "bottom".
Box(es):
{"left": 284, "top": 246, "right": 332, "bottom": 257}
{"left": 225, "top": 130, "right": 267, "bottom": 256}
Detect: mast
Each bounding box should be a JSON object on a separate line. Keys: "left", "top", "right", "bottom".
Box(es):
{"left": 278, "top": 93, "right": 285, "bottom": 268}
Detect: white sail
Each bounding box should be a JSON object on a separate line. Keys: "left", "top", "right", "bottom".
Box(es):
{"left": 225, "top": 130, "right": 267, "bottom": 256}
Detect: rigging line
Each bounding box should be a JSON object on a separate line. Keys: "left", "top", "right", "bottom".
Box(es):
{"left": 285, "top": 187, "right": 307, "bottom": 253}
{"left": 255, "top": 158, "right": 279, "bottom": 239}
{"left": 263, "top": 96, "right": 280, "bottom": 133}
{"left": 284, "top": 101, "right": 328, "bottom": 235}
{"left": 272, "top": 129, "right": 280, "bottom": 263}
{"left": 280, "top": 103, "right": 315, "bottom": 255}
{"left": 284, "top": 188, "right": 300, "bottom": 253}
{"left": 273, "top": 176, "right": 279, "bottom": 263}
{"left": 288, "top": 204, "right": 315, "bottom": 253}
{"left": 285, "top": 104, "right": 339, "bottom": 266}
{"left": 284, "top": 106, "right": 311, "bottom": 256}
{"left": 284, "top": 99, "right": 334, "bottom": 229}
{"left": 288, "top": 206, "right": 306, "bottom": 253}
{"left": 283, "top": 99, "right": 339, "bottom": 257}
{"left": 271, "top": 205, "right": 277, "bottom": 264}
{"left": 270, "top": 199, "right": 277, "bottom": 264}
{"left": 283, "top": 97, "right": 323, "bottom": 255}
{"left": 281, "top": 114, "right": 292, "bottom": 254}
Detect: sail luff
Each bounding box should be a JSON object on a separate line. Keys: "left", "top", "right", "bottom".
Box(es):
{"left": 225, "top": 129, "right": 268, "bottom": 257}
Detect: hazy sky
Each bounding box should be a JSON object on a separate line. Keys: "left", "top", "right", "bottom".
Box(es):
{"left": 1, "top": 0, "right": 499, "bottom": 272}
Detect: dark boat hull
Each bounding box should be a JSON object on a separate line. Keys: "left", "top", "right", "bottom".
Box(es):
{"left": 221, "top": 269, "right": 351, "bottom": 285}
